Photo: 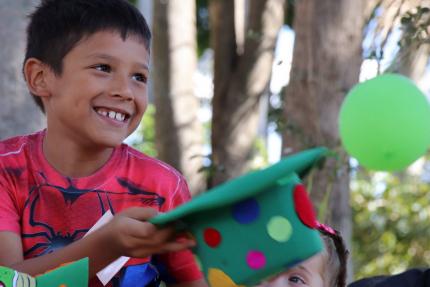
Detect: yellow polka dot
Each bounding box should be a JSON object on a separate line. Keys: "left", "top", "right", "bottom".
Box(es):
{"left": 208, "top": 268, "right": 239, "bottom": 287}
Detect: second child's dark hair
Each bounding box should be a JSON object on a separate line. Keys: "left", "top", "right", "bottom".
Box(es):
{"left": 317, "top": 224, "right": 349, "bottom": 287}
{"left": 24, "top": 0, "right": 151, "bottom": 112}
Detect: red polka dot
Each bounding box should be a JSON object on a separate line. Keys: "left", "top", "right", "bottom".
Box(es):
{"left": 203, "top": 227, "right": 222, "bottom": 248}
{"left": 293, "top": 184, "right": 317, "bottom": 228}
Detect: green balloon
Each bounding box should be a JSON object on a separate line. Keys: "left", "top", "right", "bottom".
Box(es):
{"left": 339, "top": 74, "right": 430, "bottom": 171}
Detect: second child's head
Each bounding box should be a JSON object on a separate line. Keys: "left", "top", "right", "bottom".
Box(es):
{"left": 258, "top": 223, "right": 349, "bottom": 287}
{"left": 23, "top": 0, "right": 152, "bottom": 146}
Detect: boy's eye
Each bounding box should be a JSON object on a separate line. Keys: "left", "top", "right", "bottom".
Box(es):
{"left": 289, "top": 275, "right": 306, "bottom": 285}
{"left": 132, "top": 73, "right": 147, "bottom": 83}
{"left": 93, "top": 64, "right": 111, "bottom": 73}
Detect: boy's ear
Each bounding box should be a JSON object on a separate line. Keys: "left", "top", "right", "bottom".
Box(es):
{"left": 23, "top": 58, "right": 53, "bottom": 98}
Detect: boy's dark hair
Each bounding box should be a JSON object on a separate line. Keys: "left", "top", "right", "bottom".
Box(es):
{"left": 24, "top": 0, "right": 151, "bottom": 112}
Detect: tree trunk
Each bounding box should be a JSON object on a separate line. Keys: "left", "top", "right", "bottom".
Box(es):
{"left": 152, "top": 0, "right": 206, "bottom": 195}
{"left": 0, "top": 0, "right": 44, "bottom": 139}
{"left": 210, "top": 0, "right": 285, "bottom": 186}
{"left": 281, "top": 0, "right": 365, "bottom": 276}
{"left": 389, "top": 42, "right": 430, "bottom": 82}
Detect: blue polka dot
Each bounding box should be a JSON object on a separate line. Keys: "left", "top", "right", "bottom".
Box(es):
{"left": 232, "top": 198, "right": 260, "bottom": 224}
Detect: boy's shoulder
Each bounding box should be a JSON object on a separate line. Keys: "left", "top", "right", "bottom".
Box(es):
{"left": 122, "top": 144, "right": 184, "bottom": 180}
{"left": 0, "top": 132, "right": 41, "bottom": 176}
{"left": 120, "top": 145, "right": 189, "bottom": 199}
{"left": 0, "top": 131, "right": 40, "bottom": 158}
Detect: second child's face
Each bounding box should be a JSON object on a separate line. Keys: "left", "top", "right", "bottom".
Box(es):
{"left": 44, "top": 31, "right": 149, "bottom": 148}
{"left": 258, "top": 254, "right": 325, "bottom": 287}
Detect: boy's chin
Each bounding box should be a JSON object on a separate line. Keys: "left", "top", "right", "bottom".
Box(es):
{"left": 106, "top": 139, "right": 126, "bottom": 148}
{"left": 93, "top": 135, "right": 127, "bottom": 149}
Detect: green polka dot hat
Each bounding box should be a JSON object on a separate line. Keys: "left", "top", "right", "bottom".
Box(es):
{"left": 150, "top": 147, "right": 327, "bottom": 286}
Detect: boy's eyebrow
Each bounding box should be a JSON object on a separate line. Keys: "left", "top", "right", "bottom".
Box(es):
{"left": 87, "top": 53, "right": 149, "bottom": 70}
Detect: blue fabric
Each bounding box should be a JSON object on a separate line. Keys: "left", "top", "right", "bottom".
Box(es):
{"left": 115, "top": 264, "right": 160, "bottom": 287}
{"left": 151, "top": 256, "right": 177, "bottom": 285}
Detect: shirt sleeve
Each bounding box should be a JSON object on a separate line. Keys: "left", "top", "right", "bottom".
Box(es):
{"left": 0, "top": 180, "right": 21, "bottom": 234}
{"left": 157, "top": 175, "right": 204, "bottom": 283}
{"left": 154, "top": 249, "right": 203, "bottom": 284}
{"left": 160, "top": 174, "right": 192, "bottom": 213}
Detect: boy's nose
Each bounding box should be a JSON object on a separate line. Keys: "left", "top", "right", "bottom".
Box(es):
{"left": 110, "top": 75, "right": 134, "bottom": 100}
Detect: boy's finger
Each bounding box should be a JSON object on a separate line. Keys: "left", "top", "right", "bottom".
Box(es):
{"left": 140, "top": 239, "right": 196, "bottom": 256}
{"left": 120, "top": 207, "right": 158, "bottom": 221}
{"left": 125, "top": 219, "right": 175, "bottom": 241}
{"left": 159, "top": 239, "right": 196, "bottom": 253}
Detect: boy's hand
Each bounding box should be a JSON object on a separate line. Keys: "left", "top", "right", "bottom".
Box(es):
{"left": 104, "top": 207, "right": 196, "bottom": 258}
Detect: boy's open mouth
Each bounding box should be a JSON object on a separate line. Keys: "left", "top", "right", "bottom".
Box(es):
{"left": 94, "top": 107, "right": 130, "bottom": 122}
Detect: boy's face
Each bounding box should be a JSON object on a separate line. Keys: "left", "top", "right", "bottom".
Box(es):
{"left": 42, "top": 31, "right": 149, "bottom": 148}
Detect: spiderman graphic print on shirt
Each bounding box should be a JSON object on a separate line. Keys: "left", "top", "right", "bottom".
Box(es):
{"left": 23, "top": 173, "right": 166, "bottom": 258}
{"left": 0, "top": 131, "right": 202, "bottom": 287}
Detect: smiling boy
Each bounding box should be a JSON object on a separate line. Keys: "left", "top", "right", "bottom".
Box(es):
{"left": 0, "top": 1, "right": 206, "bottom": 286}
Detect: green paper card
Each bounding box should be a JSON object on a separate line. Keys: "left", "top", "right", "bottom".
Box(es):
{"left": 0, "top": 257, "right": 88, "bottom": 287}
{"left": 36, "top": 257, "right": 88, "bottom": 286}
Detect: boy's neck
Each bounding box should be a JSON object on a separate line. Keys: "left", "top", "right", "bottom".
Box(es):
{"left": 42, "top": 131, "right": 115, "bottom": 178}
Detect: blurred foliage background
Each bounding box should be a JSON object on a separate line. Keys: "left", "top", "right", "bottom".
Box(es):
{"left": 352, "top": 164, "right": 430, "bottom": 278}
{"left": 132, "top": 0, "right": 430, "bottom": 281}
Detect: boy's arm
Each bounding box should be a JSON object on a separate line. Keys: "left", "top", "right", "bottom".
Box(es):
{"left": 0, "top": 207, "right": 195, "bottom": 278}
{"left": 154, "top": 247, "right": 208, "bottom": 287}
{"left": 0, "top": 231, "right": 24, "bottom": 265}
{"left": 160, "top": 177, "right": 209, "bottom": 287}
{"left": 0, "top": 225, "right": 118, "bottom": 277}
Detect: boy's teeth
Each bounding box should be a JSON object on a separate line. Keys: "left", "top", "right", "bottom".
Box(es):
{"left": 96, "top": 108, "right": 126, "bottom": 122}
{"left": 115, "top": 113, "right": 125, "bottom": 121}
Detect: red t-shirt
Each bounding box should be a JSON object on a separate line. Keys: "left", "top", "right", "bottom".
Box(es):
{"left": 0, "top": 130, "right": 202, "bottom": 286}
